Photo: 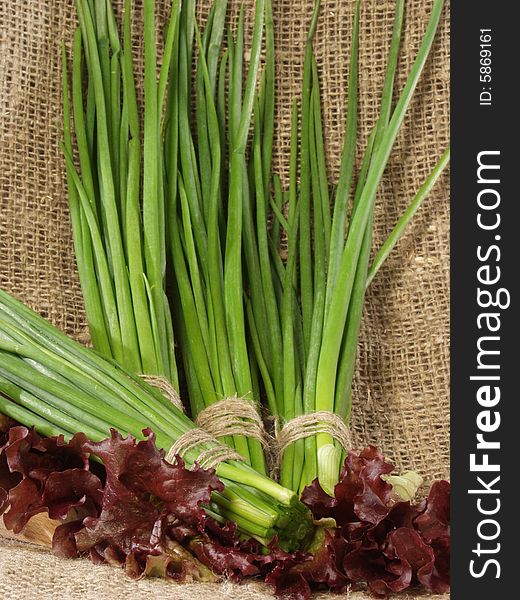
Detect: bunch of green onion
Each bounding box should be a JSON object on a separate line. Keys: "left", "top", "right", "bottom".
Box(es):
{"left": 62, "top": 0, "right": 178, "bottom": 385}
{"left": 0, "top": 288, "right": 312, "bottom": 550}
{"left": 162, "top": 0, "right": 449, "bottom": 496}
{"left": 164, "top": 0, "right": 274, "bottom": 476}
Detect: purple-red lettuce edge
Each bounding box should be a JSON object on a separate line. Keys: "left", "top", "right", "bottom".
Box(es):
{"left": 300, "top": 447, "right": 450, "bottom": 597}
{"left": 0, "top": 427, "right": 450, "bottom": 597}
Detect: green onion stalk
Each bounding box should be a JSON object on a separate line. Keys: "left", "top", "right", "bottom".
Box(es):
{"left": 0, "top": 288, "right": 313, "bottom": 551}
{"left": 62, "top": 0, "right": 177, "bottom": 385}
{"left": 244, "top": 0, "right": 450, "bottom": 495}
{"left": 164, "top": 0, "right": 271, "bottom": 475}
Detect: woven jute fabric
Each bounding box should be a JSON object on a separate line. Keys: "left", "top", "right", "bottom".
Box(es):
{"left": 0, "top": 1, "right": 450, "bottom": 598}
{"left": 0, "top": 537, "right": 450, "bottom": 600}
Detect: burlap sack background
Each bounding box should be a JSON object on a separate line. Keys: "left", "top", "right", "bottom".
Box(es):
{"left": 0, "top": 0, "right": 450, "bottom": 598}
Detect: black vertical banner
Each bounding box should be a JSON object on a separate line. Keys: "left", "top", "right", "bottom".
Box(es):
{"left": 451, "top": 1, "right": 517, "bottom": 597}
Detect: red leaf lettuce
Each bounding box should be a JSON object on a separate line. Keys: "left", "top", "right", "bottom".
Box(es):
{"left": 1, "top": 429, "right": 450, "bottom": 597}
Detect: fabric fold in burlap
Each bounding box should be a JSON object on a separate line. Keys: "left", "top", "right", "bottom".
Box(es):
{"left": 0, "top": 1, "right": 449, "bottom": 598}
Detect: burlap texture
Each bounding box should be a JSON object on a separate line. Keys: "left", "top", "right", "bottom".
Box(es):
{"left": 0, "top": 1, "right": 450, "bottom": 598}
{"left": 0, "top": 536, "right": 449, "bottom": 599}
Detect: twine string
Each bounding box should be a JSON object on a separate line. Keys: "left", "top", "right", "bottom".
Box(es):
{"left": 165, "top": 427, "right": 243, "bottom": 470}
{"left": 138, "top": 374, "right": 184, "bottom": 412}
{"left": 195, "top": 397, "right": 269, "bottom": 448}
{"left": 274, "top": 411, "right": 352, "bottom": 469}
